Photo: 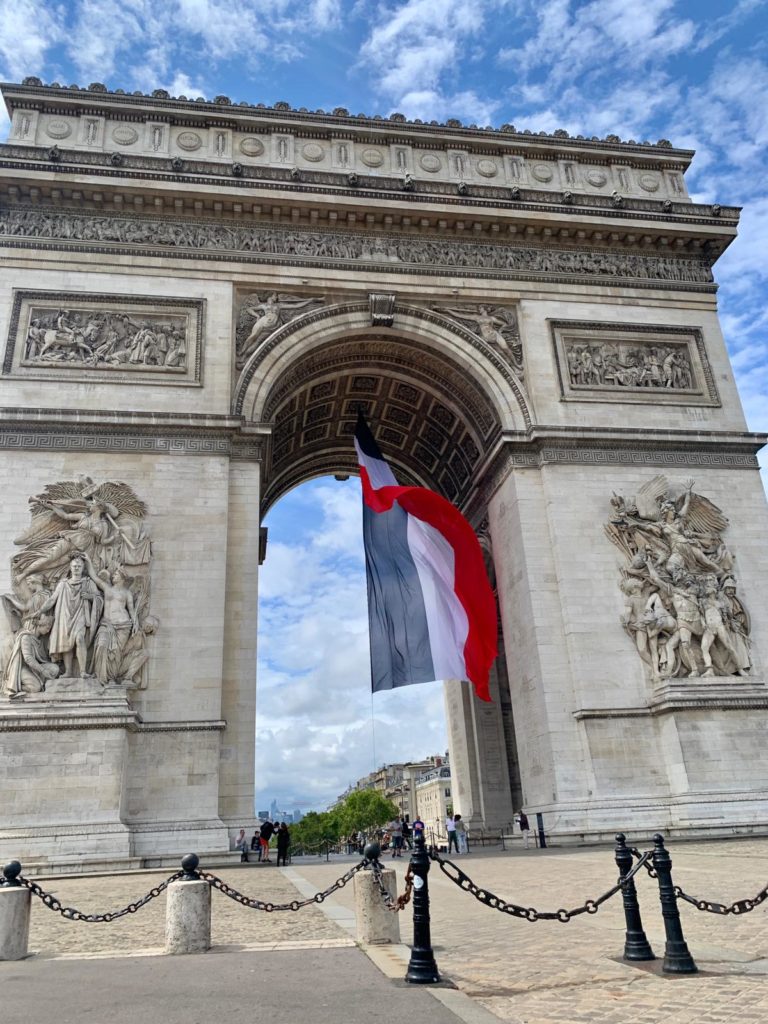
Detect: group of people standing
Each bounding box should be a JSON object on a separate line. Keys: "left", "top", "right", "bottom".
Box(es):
{"left": 445, "top": 813, "right": 469, "bottom": 855}
{"left": 234, "top": 821, "right": 291, "bottom": 866}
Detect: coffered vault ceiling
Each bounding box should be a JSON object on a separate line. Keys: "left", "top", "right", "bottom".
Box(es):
{"left": 259, "top": 335, "right": 501, "bottom": 514}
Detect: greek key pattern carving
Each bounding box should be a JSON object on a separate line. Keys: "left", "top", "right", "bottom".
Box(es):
{"left": 0, "top": 431, "right": 263, "bottom": 459}
{"left": 468, "top": 445, "right": 761, "bottom": 525}
{"left": 0, "top": 206, "right": 714, "bottom": 289}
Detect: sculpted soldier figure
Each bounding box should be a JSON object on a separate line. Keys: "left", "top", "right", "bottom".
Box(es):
{"left": 37, "top": 555, "right": 101, "bottom": 678}
{"left": 1, "top": 613, "right": 59, "bottom": 699}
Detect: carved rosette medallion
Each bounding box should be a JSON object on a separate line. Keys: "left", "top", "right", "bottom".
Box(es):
{"left": 112, "top": 126, "right": 139, "bottom": 146}
{"left": 1, "top": 478, "right": 157, "bottom": 701}
{"left": 45, "top": 120, "right": 72, "bottom": 140}
{"left": 239, "top": 137, "right": 265, "bottom": 157}
{"left": 361, "top": 148, "right": 384, "bottom": 167}
{"left": 606, "top": 476, "right": 752, "bottom": 680}
{"left": 176, "top": 131, "right": 202, "bottom": 151}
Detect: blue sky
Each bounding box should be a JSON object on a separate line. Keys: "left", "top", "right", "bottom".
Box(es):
{"left": 2, "top": 0, "right": 766, "bottom": 812}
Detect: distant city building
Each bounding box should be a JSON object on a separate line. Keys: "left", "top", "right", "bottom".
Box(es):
{"left": 415, "top": 764, "right": 452, "bottom": 838}
{"left": 350, "top": 754, "right": 450, "bottom": 827}
{"left": 257, "top": 810, "right": 268, "bottom": 820}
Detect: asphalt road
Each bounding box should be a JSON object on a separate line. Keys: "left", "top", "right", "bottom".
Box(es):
{"left": 1, "top": 947, "right": 468, "bottom": 1024}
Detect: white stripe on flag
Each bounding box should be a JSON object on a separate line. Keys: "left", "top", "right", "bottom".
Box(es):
{"left": 406, "top": 514, "right": 469, "bottom": 681}
{"left": 354, "top": 439, "right": 398, "bottom": 489}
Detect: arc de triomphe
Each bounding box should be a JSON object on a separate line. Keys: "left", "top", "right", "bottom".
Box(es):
{"left": 1, "top": 79, "right": 767, "bottom": 867}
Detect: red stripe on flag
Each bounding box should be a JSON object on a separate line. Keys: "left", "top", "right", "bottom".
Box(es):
{"left": 359, "top": 468, "right": 496, "bottom": 702}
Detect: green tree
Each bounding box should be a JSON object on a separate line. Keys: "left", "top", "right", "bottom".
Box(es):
{"left": 337, "top": 790, "right": 399, "bottom": 834}
{"left": 291, "top": 808, "right": 342, "bottom": 850}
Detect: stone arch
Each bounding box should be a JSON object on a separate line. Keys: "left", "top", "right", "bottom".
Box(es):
{"left": 233, "top": 302, "right": 532, "bottom": 516}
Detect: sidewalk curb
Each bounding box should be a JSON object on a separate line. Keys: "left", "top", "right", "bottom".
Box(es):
{"left": 284, "top": 864, "right": 502, "bottom": 1024}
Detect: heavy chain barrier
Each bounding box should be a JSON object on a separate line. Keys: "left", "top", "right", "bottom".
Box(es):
{"left": 427, "top": 847, "right": 653, "bottom": 923}
{"left": 18, "top": 872, "right": 182, "bottom": 922}
{"left": 370, "top": 857, "right": 414, "bottom": 912}
{"left": 674, "top": 883, "right": 768, "bottom": 916}
{"left": 198, "top": 858, "right": 368, "bottom": 912}
{"left": 630, "top": 846, "right": 767, "bottom": 914}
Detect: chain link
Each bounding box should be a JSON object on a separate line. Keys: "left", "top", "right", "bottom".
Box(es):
{"left": 630, "top": 847, "right": 658, "bottom": 878}
{"left": 369, "top": 858, "right": 413, "bottom": 912}
{"left": 427, "top": 848, "right": 652, "bottom": 923}
{"left": 19, "top": 872, "right": 182, "bottom": 922}
{"left": 673, "top": 883, "right": 768, "bottom": 916}
{"left": 199, "top": 858, "right": 368, "bottom": 912}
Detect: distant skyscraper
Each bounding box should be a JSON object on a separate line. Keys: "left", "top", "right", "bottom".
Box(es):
{"left": 270, "top": 798, "right": 279, "bottom": 819}
{"left": 257, "top": 810, "right": 268, "bottom": 820}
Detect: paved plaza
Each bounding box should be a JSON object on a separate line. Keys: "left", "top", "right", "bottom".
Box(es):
{"left": 4, "top": 837, "right": 768, "bottom": 1023}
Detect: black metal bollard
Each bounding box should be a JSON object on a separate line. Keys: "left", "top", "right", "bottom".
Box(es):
{"left": 614, "top": 835, "right": 655, "bottom": 961}
{"left": 405, "top": 833, "right": 440, "bottom": 984}
{"left": 1, "top": 861, "right": 22, "bottom": 887}
{"left": 180, "top": 853, "right": 200, "bottom": 881}
{"left": 652, "top": 834, "right": 697, "bottom": 974}
{"left": 535, "top": 812, "right": 547, "bottom": 849}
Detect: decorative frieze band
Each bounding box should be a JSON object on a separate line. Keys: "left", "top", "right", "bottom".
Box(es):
{"left": 0, "top": 429, "right": 263, "bottom": 460}
{"left": 0, "top": 205, "right": 715, "bottom": 289}
{"left": 465, "top": 439, "right": 763, "bottom": 521}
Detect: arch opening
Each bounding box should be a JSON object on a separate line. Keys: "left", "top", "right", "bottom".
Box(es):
{"left": 243, "top": 310, "right": 521, "bottom": 515}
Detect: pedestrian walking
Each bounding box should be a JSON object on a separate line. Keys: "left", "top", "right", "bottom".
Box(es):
{"left": 517, "top": 810, "right": 531, "bottom": 849}
{"left": 454, "top": 813, "right": 468, "bottom": 855}
{"left": 446, "top": 812, "right": 459, "bottom": 854}
{"left": 259, "top": 818, "right": 276, "bottom": 862}
{"left": 276, "top": 822, "right": 290, "bottom": 866}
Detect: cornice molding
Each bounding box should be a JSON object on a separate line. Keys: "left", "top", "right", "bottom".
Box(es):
{"left": 462, "top": 428, "right": 766, "bottom": 520}
{"left": 0, "top": 408, "right": 267, "bottom": 460}
{"left": 0, "top": 146, "right": 739, "bottom": 228}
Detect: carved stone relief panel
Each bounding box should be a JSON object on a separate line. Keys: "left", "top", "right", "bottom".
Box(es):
{"left": 432, "top": 304, "right": 523, "bottom": 382}
{"left": 550, "top": 321, "right": 719, "bottom": 406}
{"left": 606, "top": 476, "right": 752, "bottom": 680}
{"left": 235, "top": 292, "right": 324, "bottom": 370}
{"left": 3, "top": 292, "right": 204, "bottom": 386}
{"left": 1, "top": 477, "right": 156, "bottom": 701}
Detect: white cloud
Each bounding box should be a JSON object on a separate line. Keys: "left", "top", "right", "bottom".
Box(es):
{"left": 255, "top": 479, "right": 449, "bottom": 811}
{"left": 499, "top": 0, "right": 694, "bottom": 84}
{"left": 0, "top": 0, "right": 65, "bottom": 80}
{"left": 356, "top": 0, "right": 504, "bottom": 120}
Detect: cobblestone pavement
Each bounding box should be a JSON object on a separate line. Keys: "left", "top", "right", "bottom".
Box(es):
{"left": 292, "top": 838, "right": 768, "bottom": 1024}
{"left": 16, "top": 839, "right": 768, "bottom": 1023}
{"left": 24, "top": 861, "right": 355, "bottom": 957}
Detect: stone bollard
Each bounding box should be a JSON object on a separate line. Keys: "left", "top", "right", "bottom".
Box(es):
{"left": 354, "top": 865, "right": 401, "bottom": 945}
{"left": 165, "top": 854, "right": 211, "bottom": 955}
{"left": 0, "top": 861, "right": 31, "bottom": 961}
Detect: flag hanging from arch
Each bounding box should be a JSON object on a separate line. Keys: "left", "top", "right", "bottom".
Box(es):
{"left": 354, "top": 412, "right": 496, "bottom": 702}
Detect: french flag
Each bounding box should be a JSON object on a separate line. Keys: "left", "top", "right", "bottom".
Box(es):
{"left": 354, "top": 412, "right": 496, "bottom": 702}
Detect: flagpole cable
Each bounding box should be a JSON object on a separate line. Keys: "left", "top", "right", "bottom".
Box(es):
{"left": 370, "top": 688, "right": 376, "bottom": 770}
